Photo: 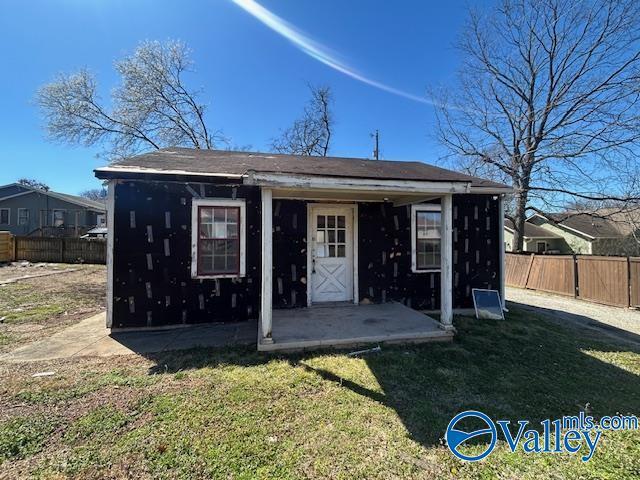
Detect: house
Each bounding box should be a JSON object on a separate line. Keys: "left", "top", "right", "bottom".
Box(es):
{"left": 0, "top": 183, "right": 106, "bottom": 237}
{"left": 94, "top": 148, "right": 511, "bottom": 351}
{"left": 503, "top": 218, "right": 568, "bottom": 253}
{"left": 527, "top": 212, "right": 640, "bottom": 255}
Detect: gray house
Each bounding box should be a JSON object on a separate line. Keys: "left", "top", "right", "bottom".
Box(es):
{"left": 0, "top": 183, "right": 106, "bottom": 237}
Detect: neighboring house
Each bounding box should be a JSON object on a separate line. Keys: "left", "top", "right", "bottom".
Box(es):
{"left": 527, "top": 212, "right": 640, "bottom": 255}
{"left": 94, "top": 148, "right": 511, "bottom": 350}
{"left": 504, "top": 218, "right": 568, "bottom": 253}
{"left": 0, "top": 183, "right": 106, "bottom": 237}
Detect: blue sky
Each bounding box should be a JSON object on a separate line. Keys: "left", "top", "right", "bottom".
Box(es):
{"left": 0, "top": 0, "right": 472, "bottom": 195}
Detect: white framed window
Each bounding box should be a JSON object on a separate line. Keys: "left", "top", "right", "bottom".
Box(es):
{"left": 52, "top": 209, "right": 65, "bottom": 227}
{"left": 18, "top": 208, "right": 29, "bottom": 226}
{"left": 191, "top": 198, "right": 246, "bottom": 279}
{"left": 96, "top": 214, "right": 106, "bottom": 227}
{"left": 536, "top": 241, "right": 547, "bottom": 253}
{"left": 411, "top": 204, "right": 442, "bottom": 273}
{"left": 0, "top": 208, "right": 9, "bottom": 225}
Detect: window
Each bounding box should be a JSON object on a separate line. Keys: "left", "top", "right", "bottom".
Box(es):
{"left": 53, "top": 210, "right": 65, "bottom": 227}
{"left": 0, "top": 208, "right": 9, "bottom": 225}
{"left": 536, "top": 241, "right": 547, "bottom": 253}
{"left": 411, "top": 204, "right": 441, "bottom": 272}
{"left": 191, "top": 199, "right": 246, "bottom": 278}
{"left": 315, "top": 214, "right": 347, "bottom": 258}
{"left": 18, "top": 208, "right": 29, "bottom": 226}
{"left": 96, "top": 214, "right": 106, "bottom": 227}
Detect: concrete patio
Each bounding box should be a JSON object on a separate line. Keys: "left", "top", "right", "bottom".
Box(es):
{"left": 259, "top": 302, "right": 453, "bottom": 352}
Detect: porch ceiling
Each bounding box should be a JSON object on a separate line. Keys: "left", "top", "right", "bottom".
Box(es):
{"left": 271, "top": 187, "right": 441, "bottom": 205}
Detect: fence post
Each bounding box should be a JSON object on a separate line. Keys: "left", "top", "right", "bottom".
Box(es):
{"left": 573, "top": 254, "right": 578, "bottom": 298}
{"left": 627, "top": 256, "right": 631, "bottom": 308}
{"left": 59, "top": 238, "right": 64, "bottom": 263}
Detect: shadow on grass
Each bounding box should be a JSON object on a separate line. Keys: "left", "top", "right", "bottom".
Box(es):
{"left": 141, "top": 305, "right": 639, "bottom": 449}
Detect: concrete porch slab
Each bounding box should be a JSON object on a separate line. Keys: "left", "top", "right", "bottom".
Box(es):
{"left": 259, "top": 302, "right": 453, "bottom": 352}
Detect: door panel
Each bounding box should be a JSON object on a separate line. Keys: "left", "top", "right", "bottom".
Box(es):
{"left": 310, "top": 207, "right": 353, "bottom": 303}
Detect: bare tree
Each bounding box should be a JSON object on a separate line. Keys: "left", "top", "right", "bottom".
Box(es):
{"left": 80, "top": 188, "right": 107, "bottom": 201}
{"left": 18, "top": 178, "right": 49, "bottom": 191}
{"left": 271, "top": 85, "right": 333, "bottom": 156}
{"left": 37, "top": 40, "right": 224, "bottom": 160}
{"left": 433, "top": 0, "right": 640, "bottom": 251}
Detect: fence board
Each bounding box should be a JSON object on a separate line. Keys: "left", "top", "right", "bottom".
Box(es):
{"left": 577, "top": 256, "right": 629, "bottom": 307}
{"left": 504, "top": 253, "right": 532, "bottom": 287}
{"left": 527, "top": 255, "right": 576, "bottom": 296}
{"left": 14, "top": 236, "right": 105, "bottom": 264}
{"left": 630, "top": 258, "right": 640, "bottom": 308}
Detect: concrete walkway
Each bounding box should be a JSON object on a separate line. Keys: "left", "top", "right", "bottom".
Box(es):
{"left": 0, "top": 313, "right": 257, "bottom": 363}
{"left": 506, "top": 286, "right": 640, "bottom": 345}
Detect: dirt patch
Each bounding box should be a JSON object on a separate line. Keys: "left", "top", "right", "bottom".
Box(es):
{"left": 0, "top": 262, "right": 77, "bottom": 283}
{"left": 0, "top": 265, "right": 106, "bottom": 353}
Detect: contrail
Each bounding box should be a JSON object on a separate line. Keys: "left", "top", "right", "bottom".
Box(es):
{"left": 231, "top": 0, "right": 432, "bottom": 105}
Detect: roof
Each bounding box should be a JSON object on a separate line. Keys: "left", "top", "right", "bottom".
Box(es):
{"left": 529, "top": 212, "right": 625, "bottom": 239}
{"left": 0, "top": 183, "right": 106, "bottom": 211}
{"left": 504, "top": 219, "right": 561, "bottom": 239}
{"left": 95, "top": 147, "right": 509, "bottom": 190}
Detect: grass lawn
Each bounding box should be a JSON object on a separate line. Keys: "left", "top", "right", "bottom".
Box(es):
{"left": 0, "top": 306, "right": 638, "bottom": 479}
{"left": 0, "top": 265, "right": 105, "bottom": 353}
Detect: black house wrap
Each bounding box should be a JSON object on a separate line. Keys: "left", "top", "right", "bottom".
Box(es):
{"left": 111, "top": 179, "right": 500, "bottom": 327}
{"left": 357, "top": 195, "right": 500, "bottom": 310}
{"left": 111, "top": 180, "right": 261, "bottom": 328}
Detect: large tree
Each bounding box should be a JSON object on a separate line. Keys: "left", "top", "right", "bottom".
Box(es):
{"left": 37, "top": 40, "right": 223, "bottom": 160}
{"left": 271, "top": 85, "right": 333, "bottom": 156}
{"left": 434, "top": 0, "right": 640, "bottom": 251}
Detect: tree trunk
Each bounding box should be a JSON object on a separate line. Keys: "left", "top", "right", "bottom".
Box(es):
{"left": 512, "top": 188, "right": 528, "bottom": 252}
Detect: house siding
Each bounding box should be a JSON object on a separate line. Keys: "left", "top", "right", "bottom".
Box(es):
{"left": 111, "top": 180, "right": 261, "bottom": 328}
{"left": 110, "top": 183, "right": 502, "bottom": 328}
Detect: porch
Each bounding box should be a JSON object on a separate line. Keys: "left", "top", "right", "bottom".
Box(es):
{"left": 258, "top": 302, "right": 453, "bottom": 352}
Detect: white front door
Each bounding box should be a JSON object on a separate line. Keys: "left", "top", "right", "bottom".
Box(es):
{"left": 310, "top": 206, "right": 354, "bottom": 303}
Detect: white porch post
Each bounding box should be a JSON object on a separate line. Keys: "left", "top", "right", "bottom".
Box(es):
{"left": 498, "top": 195, "right": 506, "bottom": 309}
{"left": 440, "top": 193, "right": 454, "bottom": 330}
{"left": 260, "top": 188, "right": 274, "bottom": 343}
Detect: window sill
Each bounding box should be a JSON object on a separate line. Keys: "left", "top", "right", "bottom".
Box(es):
{"left": 412, "top": 268, "right": 441, "bottom": 274}
{"left": 192, "top": 273, "right": 246, "bottom": 280}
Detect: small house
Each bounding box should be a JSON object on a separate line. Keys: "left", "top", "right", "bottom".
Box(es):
{"left": 0, "top": 183, "right": 106, "bottom": 237}
{"left": 95, "top": 148, "right": 511, "bottom": 351}
{"left": 503, "top": 218, "right": 567, "bottom": 253}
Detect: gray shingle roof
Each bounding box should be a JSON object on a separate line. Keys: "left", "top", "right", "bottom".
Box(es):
{"left": 96, "top": 147, "right": 509, "bottom": 189}
{"left": 505, "top": 219, "right": 561, "bottom": 238}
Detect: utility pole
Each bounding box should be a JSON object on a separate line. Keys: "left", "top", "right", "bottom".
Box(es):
{"left": 371, "top": 129, "right": 379, "bottom": 160}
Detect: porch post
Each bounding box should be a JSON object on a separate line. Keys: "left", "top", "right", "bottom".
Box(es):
{"left": 260, "top": 188, "right": 274, "bottom": 343}
{"left": 440, "top": 193, "right": 454, "bottom": 330}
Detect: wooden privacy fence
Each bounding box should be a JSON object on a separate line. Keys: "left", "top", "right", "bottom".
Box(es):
{"left": 13, "top": 236, "right": 106, "bottom": 264}
{"left": 0, "top": 231, "right": 13, "bottom": 262}
{"left": 506, "top": 253, "right": 640, "bottom": 308}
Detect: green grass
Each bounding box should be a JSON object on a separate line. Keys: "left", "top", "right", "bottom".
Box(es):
{"left": 0, "top": 416, "right": 58, "bottom": 464}
{"left": 2, "top": 308, "right": 640, "bottom": 479}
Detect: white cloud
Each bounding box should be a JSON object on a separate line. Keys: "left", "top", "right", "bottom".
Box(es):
{"left": 231, "top": 0, "right": 432, "bottom": 105}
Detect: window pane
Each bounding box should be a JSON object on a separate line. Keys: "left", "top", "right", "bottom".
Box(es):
{"left": 317, "top": 215, "right": 325, "bottom": 228}
{"left": 226, "top": 209, "right": 239, "bottom": 223}
{"left": 328, "top": 216, "right": 335, "bottom": 228}
{"left": 337, "top": 229, "right": 345, "bottom": 243}
{"left": 337, "top": 216, "right": 345, "bottom": 228}
{"left": 213, "top": 208, "right": 225, "bottom": 223}
{"left": 317, "top": 230, "right": 325, "bottom": 243}
{"left": 417, "top": 239, "right": 441, "bottom": 269}
{"left": 227, "top": 223, "right": 238, "bottom": 238}
{"left": 316, "top": 245, "right": 326, "bottom": 258}
{"left": 214, "top": 223, "right": 227, "bottom": 238}
{"left": 416, "top": 211, "right": 441, "bottom": 239}
{"left": 213, "top": 255, "right": 226, "bottom": 272}
{"left": 328, "top": 230, "right": 336, "bottom": 243}
{"left": 0, "top": 210, "right": 8, "bottom": 224}
{"left": 329, "top": 245, "right": 336, "bottom": 257}
{"left": 337, "top": 245, "right": 345, "bottom": 257}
